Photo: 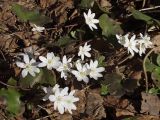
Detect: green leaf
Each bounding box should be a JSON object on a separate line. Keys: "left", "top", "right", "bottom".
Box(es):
{"left": 40, "top": 69, "right": 56, "bottom": 86}
{"left": 102, "top": 73, "right": 125, "bottom": 96}
{"left": 100, "top": 84, "right": 109, "bottom": 95}
{"left": 149, "top": 87, "right": 160, "bottom": 95}
{"left": 151, "top": 67, "right": 160, "bottom": 87}
{"left": 145, "top": 58, "right": 157, "bottom": 72}
{"left": 0, "top": 88, "right": 21, "bottom": 115}
{"left": 79, "top": 0, "right": 94, "bottom": 8}
{"left": 11, "top": 4, "right": 52, "bottom": 25}
{"left": 99, "top": 14, "right": 122, "bottom": 37}
{"left": 157, "top": 54, "right": 160, "bottom": 66}
{"left": 20, "top": 69, "right": 56, "bottom": 88}
{"left": 97, "top": 55, "right": 106, "bottom": 67}
{"left": 131, "top": 9, "right": 152, "bottom": 24}
{"left": 56, "top": 35, "right": 74, "bottom": 47}
{"left": 7, "top": 77, "right": 17, "bottom": 86}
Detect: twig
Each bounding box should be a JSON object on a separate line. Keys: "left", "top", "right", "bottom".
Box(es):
{"left": 143, "top": 47, "right": 156, "bottom": 93}
{"left": 35, "top": 113, "right": 56, "bottom": 120}
{"left": 118, "top": 54, "right": 133, "bottom": 65}
{"left": 0, "top": 49, "right": 6, "bottom": 61}
{"left": 139, "top": 5, "right": 160, "bottom": 12}
{"left": 0, "top": 81, "right": 31, "bottom": 91}
{"left": 142, "top": 0, "right": 147, "bottom": 8}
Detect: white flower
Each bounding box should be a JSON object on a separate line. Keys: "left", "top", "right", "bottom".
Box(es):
{"left": 57, "top": 55, "right": 72, "bottom": 80}
{"left": 84, "top": 9, "right": 99, "bottom": 31}
{"left": 49, "top": 86, "right": 79, "bottom": 114}
{"left": 137, "top": 33, "right": 152, "bottom": 56}
{"left": 87, "top": 60, "right": 105, "bottom": 80}
{"left": 72, "top": 62, "right": 89, "bottom": 83}
{"left": 123, "top": 34, "right": 139, "bottom": 56}
{"left": 42, "top": 84, "right": 60, "bottom": 101}
{"left": 49, "top": 87, "right": 69, "bottom": 114}
{"left": 32, "top": 24, "right": 45, "bottom": 32}
{"left": 16, "top": 54, "right": 40, "bottom": 78}
{"left": 116, "top": 34, "right": 128, "bottom": 45}
{"left": 78, "top": 42, "right": 91, "bottom": 61}
{"left": 38, "top": 52, "right": 61, "bottom": 70}
{"left": 63, "top": 90, "right": 79, "bottom": 114}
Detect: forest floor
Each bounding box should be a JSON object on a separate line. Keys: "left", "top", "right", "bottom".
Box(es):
{"left": 0, "top": 0, "right": 160, "bottom": 120}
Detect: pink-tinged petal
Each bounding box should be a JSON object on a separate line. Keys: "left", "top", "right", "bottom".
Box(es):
{"left": 140, "top": 33, "right": 143, "bottom": 38}
{"left": 23, "top": 54, "right": 30, "bottom": 64}
{"left": 84, "top": 52, "right": 91, "bottom": 57}
{"left": 93, "top": 60, "right": 98, "bottom": 68}
{"left": 34, "top": 68, "right": 40, "bottom": 73}
{"left": 83, "top": 12, "right": 87, "bottom": 19}
{"left": 91, "top": 23, "right": 98, "bottom": 29}
{"left": 73, "top": 97, "right": 79, "bottom": 102}
{"left": 91, "top": 13, "right": 95, "bottom": 18}
{"left": 61, "top": 87, "right": 69, "bottom": 96}
{"left": 39, "top": 56, "right": 47, "bottom": 63}
{"left": 58, "top": 104, "right": 65, "bottom": 114}
{"left": 47, "top": 64, "right": 53, "bottom": 70}
{"left": 88, "top": 25, "right": 93, "bottom": 31}
{"left": 83, "top": 77, "right": 89, "bottom": 83}
{"left": 42, "top": 87, "right": 47, "bottom": 93}
{"left": 16, "top": 62, "right": 25, "bottom": 68}
{"left": 38, "top": 62, "right": 47, "bottom": 67}
{"left": 76, "top": 62, "right": 82, "bottom": 71}
{"left": 92, "top": 19, "right": 99, "bottom": 23}
{"left": 116, "top": 34, "right": 120, "bottom": 40}
{"left": 97, "top": 67, "right": 105, "bottom": 72}
{"left": 30, "top": 59, "right": 36, "bottom": 64}
{"left": 29, "top": 70, "right": 36, "bottom": 77}
{"left": 22, "top": 69, "right": 28, "bottom": 78}
{"left": 49, "top": 95, "right": 56, "bottom": 102}
{"left": 69, "top": 90, "right": 75, "bottom": 96}
{"left": 81, "top": 54, "right": 84, "bottom": 61}
{"left": 47, "top": 52, "right": 54, "bottom": 60}
{"left": 130, "top": 35, "right": 136, "bottom": 42}
{"left": 63, "top": 55, "right": 67, "bottom": 63}
{"left": 88, "top": 9, "right": 92, "bottom": 16}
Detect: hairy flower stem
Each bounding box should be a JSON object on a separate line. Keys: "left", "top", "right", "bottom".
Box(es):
{"left": 143, "top": 47, "right": 157, "bottom": 93}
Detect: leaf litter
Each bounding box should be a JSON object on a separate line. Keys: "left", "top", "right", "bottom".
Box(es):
{"left": 0, "top": 0, "right": 160, "bottom": 120}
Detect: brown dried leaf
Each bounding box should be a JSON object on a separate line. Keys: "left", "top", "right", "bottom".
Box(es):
{"left": 141, "top": 92, "right": 160, "bottom": 116}
{"left": 85, "top": 91, "right": 106, "bottom": 120}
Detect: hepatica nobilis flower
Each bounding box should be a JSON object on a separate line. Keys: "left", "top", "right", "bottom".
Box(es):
{"left": 137, "top": 33, "right": 153, "bottom": 56}
{"left": 116, "top": 33, "right": 153, "bottom": 56}
{"left": 32, "top": 24, "right": 45, "bottom": 32}
{"left": 78, "top": 42, "right": 91, "bottom": 61}
{"left": 72, "top": 61, "right": 89, "bottom": 83}
{"left": 16, "top": 54, "right": 40, "bottom": 78}
{"left": 42, "top": 84, "right": 60, "bottom": 101}
{"left": 38, "top": 52, "right": 61, "bottom": 70}
{"left": 57, "top": 55, "right": 73, "bottom": 80}
{"left": 86, "top": 60, "right": 105, "bottom": 80}
{"left": 47, "top": 85, "right": 79, "bottom": 114}
{"left": 84, "top": 9, "right": 99, "bottom": 31}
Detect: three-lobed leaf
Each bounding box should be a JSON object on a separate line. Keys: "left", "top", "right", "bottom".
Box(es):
{"left": 12, "top": 4, "right": 52, "bottom": 25}
{"left": 0, "top": 88, "right": 21, "bottom": 115}
{"left": 99, "top": 14, "right": 122, "bottom": 37}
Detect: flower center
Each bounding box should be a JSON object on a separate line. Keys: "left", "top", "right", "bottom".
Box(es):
{"left": 87, "top": 17, "right": 93, "bottom": 24}
{"left": 80, "top": 71, "right": 86, "bottom": 77}
{"left": 66, "top": 99, "right": 72, "bottom": 104}
{"left": 48, "top": 59, "right": 52, "bottom": 64}
{"left": 26, "top": 64, "right": 32, "bottom": 70}
{"left": 57, "top": 96, "right": 62, "bottom": 101}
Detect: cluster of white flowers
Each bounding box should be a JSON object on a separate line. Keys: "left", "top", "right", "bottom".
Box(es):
{"left": 116, "top": 33, "right": 153, "bottom": 56}
{"left": 42, "top": 84, "right": 79, "bottom": 114}
{"left": 16, "top": 43, "right": 105, "bottom": 83}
